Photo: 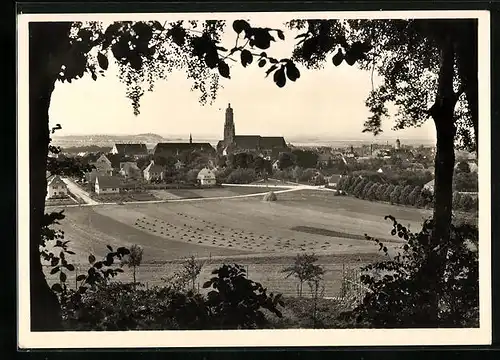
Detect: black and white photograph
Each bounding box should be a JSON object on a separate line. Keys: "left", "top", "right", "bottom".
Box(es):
{"left": 17, "top": 9, "right": 491, "bottom": 348}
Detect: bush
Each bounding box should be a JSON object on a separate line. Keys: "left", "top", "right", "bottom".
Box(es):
{"left": 268, "top": 297, "right": 364, "bottom": 329}
{"left": 366, "top": 183, "right": 380, "bottom": 201}
{"left": 203, "top": 264, "right": 284, "bottom": 329}
{"left": 61, "top": 263, "right": 284, "bottom": 331}
{"left": 407, "top": 186, "right": 422, "bottom": 206}
{"left": 389, "top": 185, "right": 403, "bottom": 204}
{"left": 399, "top": 185, "right": 414, "bottom": 205}
{"left": 383, "top": 184, "right": 395, "bottom": 202}
{"left": 361, "top": 181, "right": 375, "bottom": 199}
{"left": 341, "top": 217, "right": 479, "bottom": 328}
{"left": 61, "top": 283, "right": 209, "bottom": 330}
{"left": 226, "top": 168, "right": 257, "bottom": 184}
{"left": 353, "top": 179, "right": 369, "bottom": 198}
{"left": 376, "top": 183, "right": 388, "bottom": 201}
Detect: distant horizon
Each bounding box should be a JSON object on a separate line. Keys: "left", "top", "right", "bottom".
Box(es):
{"left": 51, "top": 132, "right": 435, "bottom": 142}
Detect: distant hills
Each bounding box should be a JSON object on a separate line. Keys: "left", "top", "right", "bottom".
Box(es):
{"left": 52, "top": 133, "right": 166, "bottom": 148}
{"left": 52, "top": 133, "right": 435, "bottom": 150}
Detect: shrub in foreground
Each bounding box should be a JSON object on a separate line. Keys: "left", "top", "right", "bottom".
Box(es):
{"left": 340, "top": 216, "right": 479, "bottom": 328}
{"left": 60, "top": 264, "right": 285, "bottom": 330}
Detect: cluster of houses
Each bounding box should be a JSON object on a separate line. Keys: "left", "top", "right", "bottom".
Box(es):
{"left": 82, "top": 143, "right": 218, "bottom": 195}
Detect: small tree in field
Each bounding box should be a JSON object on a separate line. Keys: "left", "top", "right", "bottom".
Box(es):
{"left": 123, "top": 244, "right": 143, "bottom": 287}
{"left": 183, "top": 255, "right": 205, "bottom": 291}
{"left": 282, "top": 253, "right": 324, "bottom": 298}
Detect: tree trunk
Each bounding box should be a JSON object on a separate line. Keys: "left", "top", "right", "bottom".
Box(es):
{"left": 29, "top": 22, "right": 72, "bottom": 331}
{"left": 430, "top": 38, "right": 458, "bottom": 246}
{"left": 425, "top": 36, "right": 459, "bottom": 326}
{"left": 29, "top": 56, "right": 61, "bottom": 332}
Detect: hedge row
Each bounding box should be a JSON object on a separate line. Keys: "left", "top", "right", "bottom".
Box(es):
{"left": 336, "top": 176, "right": 478, "bottom": 212}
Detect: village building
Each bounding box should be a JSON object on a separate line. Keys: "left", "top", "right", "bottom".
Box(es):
{"left": 91, "top": 154, "right": 114, "bottom": 176}
{"left": 152, "top": 134, "right": 216, "bottom": 159}
{"left": 197, "top": 168, "right": 217, "bottom": 187}
{"left": 217, "top": 103, "right": 289, "bottom": 157}
{"left": 95, "top": 175, "right": 122, "bottom": 195}
{"left": 110, "top": 143, "right": 149, "bottom": 158}
{"left": 46, "top": 175, "right": 68, "bottom": 199}
{"left": 119, "top": 162, "right": 142, "bottom": 180}
{"left": 143, "top": 160, "right": 165, "bottom": 182}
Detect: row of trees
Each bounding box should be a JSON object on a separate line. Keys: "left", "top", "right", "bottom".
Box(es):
{"left": 350, "top": 169, "right": 434, "bottom": 188}
{"left": 337, "top": 176, "right": 434, "bottom": 208}
{"left": 337, "top": 175, "right": 478, "bottom": 212}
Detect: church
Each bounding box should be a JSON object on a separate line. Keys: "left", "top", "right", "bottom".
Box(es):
{"left": 216, "top": 103, "right": 289, "bottom": 158}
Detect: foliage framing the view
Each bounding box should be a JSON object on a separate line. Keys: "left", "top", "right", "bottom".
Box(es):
{"left": 340, "top": 216, "right": 479, "bottom": 328}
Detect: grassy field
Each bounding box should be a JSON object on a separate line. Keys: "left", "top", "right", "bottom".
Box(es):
{"left": 44, "top": 189, "right": 436, "bottom": 297}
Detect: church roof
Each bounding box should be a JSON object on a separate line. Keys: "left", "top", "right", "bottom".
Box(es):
{"left": 153, "top": 142, "right": 215, "bottom": 156}
{"left": 231, "top": 135, "right": 287, "bottom": 150}
{"left": 259, "top": 136, "right": 287, "bottom": 149}
{"left": 113, "top": 143, "right": 148, "bottom": 156}
{"left": 233, "top": 135, "right": 261, "bottom": 149}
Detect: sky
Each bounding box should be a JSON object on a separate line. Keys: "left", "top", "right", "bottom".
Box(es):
{"left": 48, "top": 15, "right": 437, "bottom": 143}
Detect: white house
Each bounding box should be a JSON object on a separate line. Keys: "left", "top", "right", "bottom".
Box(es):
{"left": 95, "top": 175, "right": 121, "bottom": 195}
{"left": 46, "top": 175, "right": 68, "bottom": 199}
{"left": 143, "top": 160, "right": 165, "bottom": 182}
{"left": 197, "top": 168, "right": 216, "bottom": 187}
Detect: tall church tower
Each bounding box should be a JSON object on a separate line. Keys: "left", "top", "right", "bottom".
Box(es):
{"left": 224, "top": 103, "right": 235, "bottom": 146}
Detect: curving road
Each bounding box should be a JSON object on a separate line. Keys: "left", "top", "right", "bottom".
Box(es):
{"left": 46, "top": 180, "right": 336, "bottom": 210}
{"left": 61, "top": 177, "right": 99, "bottom": 205}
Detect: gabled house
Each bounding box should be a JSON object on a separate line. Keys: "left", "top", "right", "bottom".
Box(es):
{"left": 92, "top": 154, "right": 113, "bottom": 175}
{"left": 119, "top": 162, "right": 141, "bottom": 180}
{"left": 46, "top": 175, "right": 68, "bottom": 199}
{"left": 95, "top": 175, "right": 122, "bottom": 195}
{"left": 143, "top": 160, "right": 165, "bottom": 182}
{"left": 197, "top": 168, "right": 217, "bottom": 187}
{"left": 111, "top": 143, "right": 149, "bottom": 158}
